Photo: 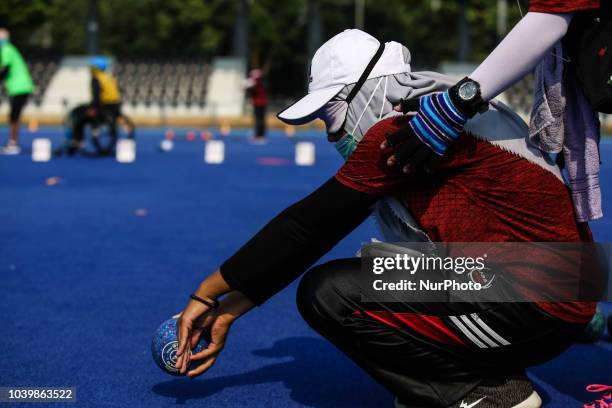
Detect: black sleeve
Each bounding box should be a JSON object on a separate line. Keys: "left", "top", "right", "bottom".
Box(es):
{"left": 0, "top": 65, "right": 9, "bottom": 81}
{"left": 220, "top": 177, "right": 377, "bottom": 305}
{"left": 91, "top": 77, "right": 101, "bottom": 107}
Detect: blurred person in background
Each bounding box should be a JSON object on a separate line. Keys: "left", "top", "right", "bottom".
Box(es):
{"left": 54, "top": 103, "right": 98, "bottom": 156}
{"left": 88, "top": 56, "right": 134, "bottom": 142}
{"left": 54, "top": 58, "right": 129, "bottom": 157}
{"left": 0, "top": 28, "right": 34, "bottom": 155}
{"left": 89, "top": 56, "right": 122, "bottom": 127}
{"left": 245, "top": 68, "right": 267, "bottom": 141}
{"left": 383, "top": 0, "right": 605, "bottom": 224}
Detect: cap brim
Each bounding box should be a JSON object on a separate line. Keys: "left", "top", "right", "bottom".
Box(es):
{"left": 277, "top": 85, "right": 344, "bottom": 125}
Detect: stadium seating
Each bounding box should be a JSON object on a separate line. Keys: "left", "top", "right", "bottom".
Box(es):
{"left": 113, "top": 59, "right": 212, "bottom": 109}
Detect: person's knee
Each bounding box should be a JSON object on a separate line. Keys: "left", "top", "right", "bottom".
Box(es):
{"left": 296, "top": 258, "right": 359, "bottom": 326}
{"left": 296, "top": 263, "right": 326, "bottom": 321}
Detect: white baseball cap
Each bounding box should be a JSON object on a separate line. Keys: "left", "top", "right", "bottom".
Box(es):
{"left": 278, "top": 29, "right": 411, "bottom": 125}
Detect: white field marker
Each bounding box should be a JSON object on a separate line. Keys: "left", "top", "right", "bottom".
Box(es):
{"left": 295, "top": 142, "right": 315, "bottom": 166}
{"left": 204, "top": 140, "right": 225, "bottom": 164}
{"left": 116, "top": 139, "right": 136, "bottom": 163}
{"left": 31, "top": 138, "right": 51, "bottom": 162}
{"left": 160, "top": 139, "right": 174, "bottom": 152}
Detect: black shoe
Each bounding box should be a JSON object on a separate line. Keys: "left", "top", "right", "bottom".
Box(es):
{"left": 449, "top": 373, "right": 541, "bottom": 408}
{"left": 394, "top": 373, "right": 541, "bottom": 408}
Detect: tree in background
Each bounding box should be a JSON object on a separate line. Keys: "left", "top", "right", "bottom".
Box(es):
{"left": 0, "top": 0, "right": 55, "bottom": 53}
{"left": 0, "top": 0, "right": 523, "bottom": 99}
{"left": 99, "top": 0, "right": 232, "bottom": 58}
{"left": 248, "top": 0, "right": 308, "bottom": 100}
{"left": 248, "top": 0, "right": 522, "bottom": 98}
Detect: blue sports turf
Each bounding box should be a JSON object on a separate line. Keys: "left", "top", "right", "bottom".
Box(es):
{"left": 0, "top": 128, "right": 610, "bottom": 407}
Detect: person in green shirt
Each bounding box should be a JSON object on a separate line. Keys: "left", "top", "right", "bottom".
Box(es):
{"left": 0, "top": 28, "right": 34, "bottom": 155}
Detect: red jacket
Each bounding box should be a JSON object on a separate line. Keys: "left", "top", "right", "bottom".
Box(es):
{"left": 528, "top": 0, "right": 600, "bottom": 13}
{"left": 336, "top": 117, "right": 596, "bottom": 324}
{"left": 250, "top": 78, "right": 267, "bottom": 108}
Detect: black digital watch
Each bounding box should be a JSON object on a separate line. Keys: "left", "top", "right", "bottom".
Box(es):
{"left": 448, "top": 77, "right": 489, "bottom": 118}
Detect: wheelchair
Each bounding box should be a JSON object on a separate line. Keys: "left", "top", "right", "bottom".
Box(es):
{"left": 57, "top": 104, "right": 135, "bottom": 157}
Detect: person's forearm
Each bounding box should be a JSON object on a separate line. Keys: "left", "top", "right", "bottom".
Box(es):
{"left": 188, "top": 272, "right": 254, "bottom": 326}
{"left": 216, "top": 291, "right": 255, "bottom": 323}
{"left": 193, "top": 269, "right": 232, "bottom": 300}
{"left": 470, "top": 12, "right": 573, "bottom": 101}
{"left": 220, "top": 177, "right": 376, "bottom": 305}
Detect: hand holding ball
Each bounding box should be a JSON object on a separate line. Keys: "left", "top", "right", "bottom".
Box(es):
{"left": 151, "top": 318, "right": 208, "bottom": 376}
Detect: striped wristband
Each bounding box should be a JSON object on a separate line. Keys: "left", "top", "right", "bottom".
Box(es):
{"left": 408, "top": 91, "right": 468, "bottom": 156}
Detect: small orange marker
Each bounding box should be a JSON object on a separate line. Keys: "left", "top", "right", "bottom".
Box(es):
{"left": 220, "top": 123, "right": 231, "bottom": 136}
{"left": 285, "top": 125, "right": 296, "bottom": 137}
{"left": 200, "top": 130, "right": 212, "bottom": 141}
{"left": 28, "top": 119, "right": 39, "bottom": 133}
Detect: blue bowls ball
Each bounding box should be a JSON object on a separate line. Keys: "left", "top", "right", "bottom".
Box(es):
{"left": 151, "top": 318, "right": 208, "bottom": 376}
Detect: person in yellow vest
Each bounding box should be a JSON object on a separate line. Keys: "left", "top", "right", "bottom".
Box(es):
{"left": 89, "top": 56, "right": 121, "bottom": 124}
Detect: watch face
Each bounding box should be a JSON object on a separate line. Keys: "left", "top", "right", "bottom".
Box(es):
{"left": 458, "top": 81, "right": 478, "bottom": 101}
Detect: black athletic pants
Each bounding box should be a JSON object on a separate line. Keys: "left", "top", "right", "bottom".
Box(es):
{"left": 9, "top": 93, "right": 29, "bottom": 123}
{"left": 296, "top": 258, "right": 586, "bottom": 407}
{"left": 254, "top": 105, "right": 266, "bottom": 137}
